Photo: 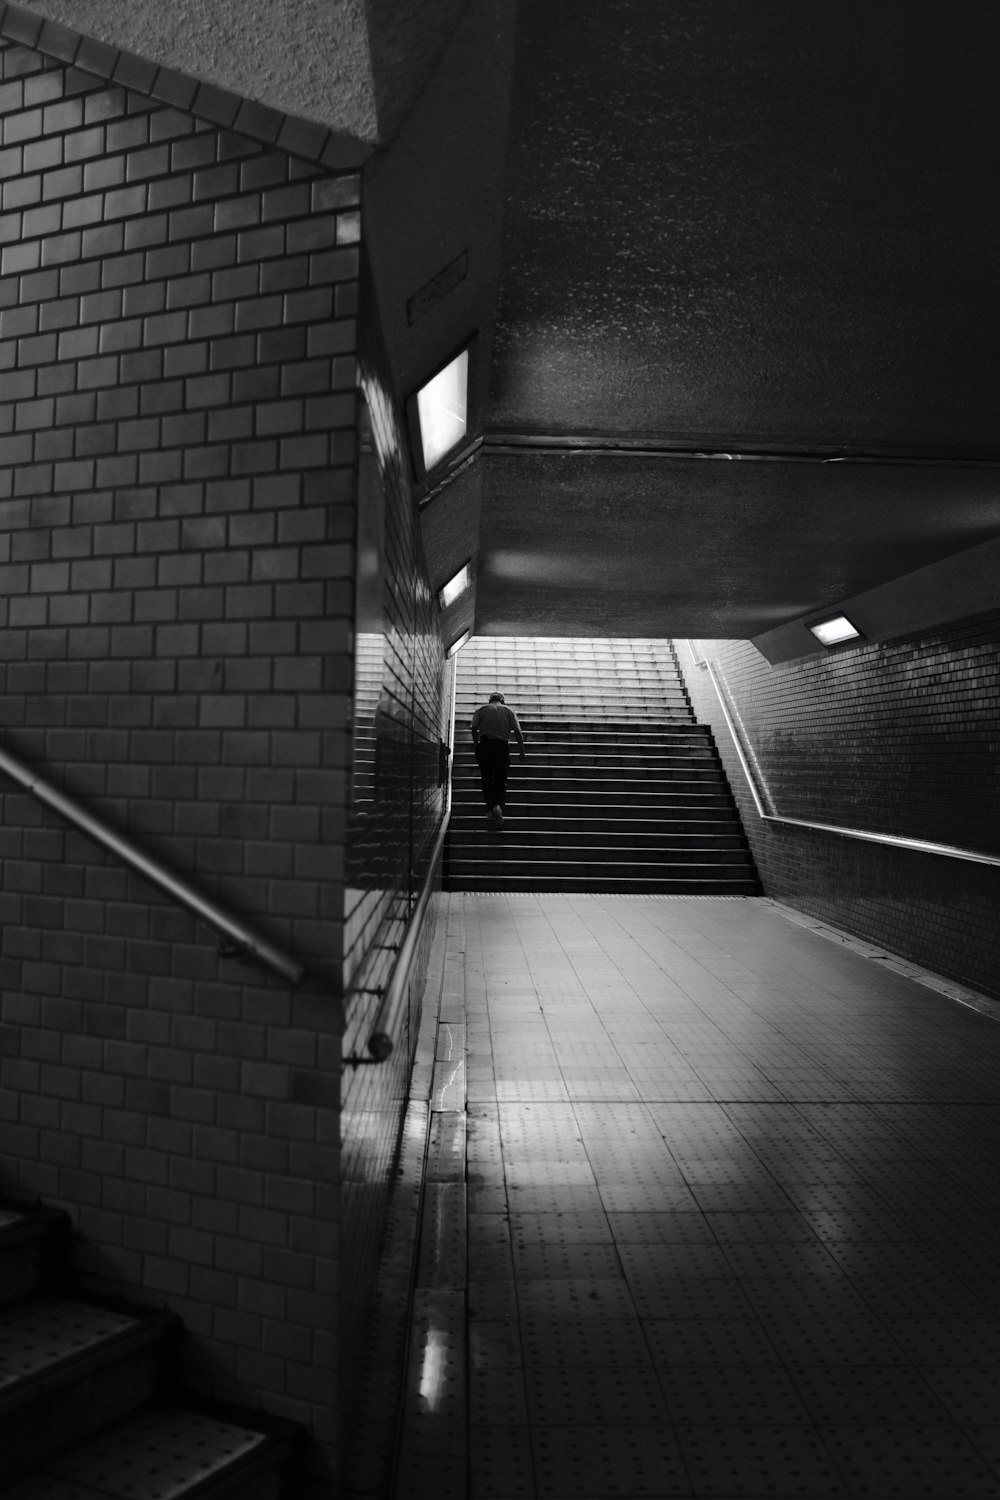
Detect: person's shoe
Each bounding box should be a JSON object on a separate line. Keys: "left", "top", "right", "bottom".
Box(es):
{"left": 491, "top": 804, "right": 504, "bottom": 826}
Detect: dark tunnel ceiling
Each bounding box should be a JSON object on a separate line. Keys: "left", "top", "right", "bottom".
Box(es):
{"left": 370, "top": 0, "right": 1000, "bottom": 639}
{"left": 475, "top": 453, "right": 1000, "bottom": 639}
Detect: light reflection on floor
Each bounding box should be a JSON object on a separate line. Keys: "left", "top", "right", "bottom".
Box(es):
{"left": 393, "top": 894, "right": 1000, "bottom": 1499}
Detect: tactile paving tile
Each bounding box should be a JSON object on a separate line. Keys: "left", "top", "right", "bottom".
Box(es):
{"left": 677, "top": 1422, "right": 845, "bottom": 1496}
{"left": 469, "top": 1318, "right": 523, "bottom": 1371}
{"left": 468, "top": 1279, "right": 518, "bottom": 1323}
{"left": 967, "top": 1426, "right": 1000, "bottom": 1479}
{"left": 516, "top": 1277, "right": 636, "bottom": 1322}
{"left": 562, "top": 1075, "right": 642, "bottom": 1101}
{"left": 685, "top": 1180, "right": 796, "bottom": 1214}
{"left": 719, "top": 1238, "right": 844, "bottom": 1279}
{"left": 704, "top": 1210, "right": 821, "bottom": 1245}
{"left": 0, "top": 1300, "right": 141, "bottom": 1386}
{"left": 509, "top": 1212, "right": 614, "bottom": 1247}
{"left": 642, "top": 1318, "right": 782, "bottom": 1367}
{"left": 531, "top": 1423, "right": 689, "bottom": 1497}
{"left": 802, "top": 1205, "right": 918, "bottom": 1242}
{"left": 512, "top": 1240, "right": 622, "bottom": 1282}
{"left": 468, "top": 1235, "right": 516, "bottom": 1284}
{"left": 823, "top": 1424, "right": 1000, "bottom": 1497}
{"left": 506, "top": 1184, "right": 606, "bottom": 1216}
{"left": 882, "top": 1316, "right": 1000, "bottom": 1366}
{"left": 469, "top": 1364, "right": 530, "bottom": 1427}
{"left": 848, "top": 1273, "right": 988, "bottom": 1324}
{"left": 496, "top": 1080, "right": 570, "bottom": 1103}
{"left": 505, "top": 1162, "right": 596, "bottom": 1189}
{"left": 629, "top": 1273, "right": 755, "bottom": 1322}
{"left": 789, "top": 1364, "right": 954, "bottom": 1426}
{"left": 658, "top": 1363, "right": 811, "bottom": 1425}
{"left": 524, "top": 1364, "right": 668, "bottom": 1426}
{"left": 751, "top": 1310, "right": 907, "bottom": 1366}
{"left": 469, "top": 1423, "right": 535, "bottom": 1498}
{"left": 598, "top": 1182, "right": 700, "bottom": 1212}
{"left": 822, "top": 1237, "right": 954, "bottom": 1278}
{"left": 922, "top": 1366, "right": 1000, "bottom": 1424}
{"left": 520, "top": 1314, "right": 653, "bottom": 1372}
{"left": 618, "top": 1238, "right": 732, "bottom": 1281}
{"left": 48, "top": 1409, "right": 267, "bottom": 1499}
{"left": 606, "top": 1210, "right": 717, "bottom": 1245}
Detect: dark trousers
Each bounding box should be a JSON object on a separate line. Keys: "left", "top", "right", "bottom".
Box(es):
{"left": 476, "top": 737, "right": 510, "bottom": 810}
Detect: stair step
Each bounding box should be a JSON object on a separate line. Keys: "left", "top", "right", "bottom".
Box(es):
{"left": 447, "top": 853, "right": 755, "bottom": 875}
{"left": 448, "top": 834, "right": 750, "bottom": 853}
{"left": 456, "top": 750, "right": 717, "bottom": 767}
{"left": 0, "top": 1205, "right": 70, "bottom": 1308}
{"left": 6, "top": 1405, "right": 298, "bottom": 1500}
{"left": 0, "top": 1297, "right": 177, "bottom": 1486}
{"left": 454, "top": 789, "right": 735, "bottom": 808}
{"left": 457, "top": 766, "right": 727, "bottom": 782}
{"left": 450, "top": 638, "right": 758, "bottom": 895}
{"left": 507, "top": 726, "right": 712, "bottom": 739}
{"left": 447, "top": 875, "right": 761, "bottom": 894}
{"left": 450, "top": 816, "right": 745, "bottom": 836}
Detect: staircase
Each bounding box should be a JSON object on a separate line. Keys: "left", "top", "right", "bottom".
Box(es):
{"left": 445, "top": 637, "right": 759, "bottom": 894}
{"left": 0, "top": 1197, "right": 302, "bottom": 1498}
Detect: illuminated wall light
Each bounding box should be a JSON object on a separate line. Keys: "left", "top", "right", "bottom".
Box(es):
{"left": 438, "top": 562, "right": 471, "bottom": 610}
{"left": 412, "top": 346, "right": 469, "bottom": 474}
{"left": 809, "top": 614, "right": 862, "bottom": 646}
{"left": 446, "top": 629, "right": 471, "bottom": 658}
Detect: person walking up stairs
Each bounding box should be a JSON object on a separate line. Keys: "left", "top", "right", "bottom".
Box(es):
{"left": 470, "top": 691, "right": 526, "bottom": 828}
{"left": 446, "top": 637, "right": 760, "bottom": 894}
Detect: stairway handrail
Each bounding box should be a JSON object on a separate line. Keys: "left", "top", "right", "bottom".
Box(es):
{"left": 683, "top": 643, "right": 1000, "bottom": 869}
{"left": 0, "top": 743, "right": 309, "bottom": 986}
{"left": 366, "top": 654, "right": 457, "bottom": 1062}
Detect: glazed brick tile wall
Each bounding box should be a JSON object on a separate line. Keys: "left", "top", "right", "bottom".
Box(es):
{"left": 339, "top": 264, "right": 448, "bottom": 1447}
{"left": 679, "top": 613, "right": 1000, "bottom": 999}
{"left": 0, "top": 37, "right": 360, "bottom": 1492}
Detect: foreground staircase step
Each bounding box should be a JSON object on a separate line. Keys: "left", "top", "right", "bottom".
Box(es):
{"left": 0, "top": 1196, "right": 304, "bottom": 1497}
{"left": 0, "top": 1205, "right": 70, "bottom": 1308}
{"left": 0, "top": 1297, "right": 177, "bottom": 1486}
{"left": 6, "top": 1405, "right": 296, "bottom": 1500}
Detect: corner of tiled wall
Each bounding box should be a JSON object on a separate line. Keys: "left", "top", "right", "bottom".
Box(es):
{"left": 678, "top": 618, "right": 1000, "bottom": 999}
{"left": 0, "top": 29, "right": 362, "bottom": 1493}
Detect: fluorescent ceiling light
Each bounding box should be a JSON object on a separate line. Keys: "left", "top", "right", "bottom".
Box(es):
{"left": 446, "top": 629, "right": 471, "bottom": 658}
{"left": 809, "top": 614, "right": 861, "bottom": 646}
{"left": 415, "top": 348, "right": 468, "bottom": 472}
{"left": 438, "top": 563, "right": 471, "bottom": 610}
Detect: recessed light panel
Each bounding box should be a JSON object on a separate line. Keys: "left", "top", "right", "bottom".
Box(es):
{"left": 446, "top": 629, "right": 471, "bottom": 658}
{"left": 438, "top": 563, "right": 471, "bottom": 610}
{"left": 809, "top": 614, "right": 861, "bottom": 646}
{"left": 416, "top": 348, "right": 468, "bottom": 472}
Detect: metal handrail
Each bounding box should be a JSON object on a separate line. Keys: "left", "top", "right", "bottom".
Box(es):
{"left": 684, "top": 643, "right": 1000, "bottom": 870}
{"left": 0, "top": 744, "right": 308, "bottom": 986}
{"left": 367, "top": 655, "right": 457, "bottom": 1061}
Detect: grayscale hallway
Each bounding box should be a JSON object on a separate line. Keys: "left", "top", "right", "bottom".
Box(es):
{"left": 390, "top": 894, "right": 1000, "bottom": 1499}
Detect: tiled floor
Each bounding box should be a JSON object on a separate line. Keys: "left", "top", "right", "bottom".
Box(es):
{"left": 393, "top": 894, "right": 1000, "bottom": 1499}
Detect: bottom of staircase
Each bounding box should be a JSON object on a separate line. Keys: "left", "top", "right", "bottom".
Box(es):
{"left": 0, "top": 1198, "right": 304, "bottom": 1500}
{"left": 446, "top": 876, "right": 760, "bottom": 893}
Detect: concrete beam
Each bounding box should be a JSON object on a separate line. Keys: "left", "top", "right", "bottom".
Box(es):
{"left": 753, "top": 533, "right": 1000, "bottom": 663}
{"left": 14, "top": 0, "right": 469, "bottom": 144}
